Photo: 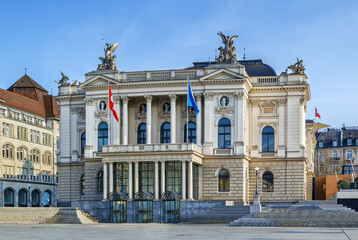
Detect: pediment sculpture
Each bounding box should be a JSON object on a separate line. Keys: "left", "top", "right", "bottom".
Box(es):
{"left": 216, "top": 32, "right": 238, "bottom": 64}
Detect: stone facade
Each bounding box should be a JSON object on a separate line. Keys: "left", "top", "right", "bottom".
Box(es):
{"left": 56, "top": 41, "right": 315, "bottom": 222}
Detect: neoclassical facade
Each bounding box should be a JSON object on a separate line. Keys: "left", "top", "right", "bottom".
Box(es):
{"left": 0, "top": 75, "right": 59, "bottom": 207}
{"left": 56, "top": 39, "right": 315, "bottom": 222}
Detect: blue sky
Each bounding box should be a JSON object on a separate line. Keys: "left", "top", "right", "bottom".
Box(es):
{"left": 0, "top": 0, "right": 357, "bottom": 127}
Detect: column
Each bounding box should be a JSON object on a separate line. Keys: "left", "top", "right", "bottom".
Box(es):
{"left": 203, "top": 92, "right": 214, "bottom": 155}
{"left": 181, "top": 161, "right": 186, "bottom": 200}
{"left": 198, "top": 165, "right": 203, "bottom": 200}
{"left": 286, "top": 96, "right": 300, "bottom": 157}
{"left": 169, "top": 94, "right": 177, "bottom": 143}
{"left": 112, "top": 97, "right": 121, "bottom": 145}
{"left": 109, "top": 162, "right": 113, "bottom": 193}
{"left": 234, "top": 91, "right": 244, "bottom": 155}
{"left": 161, "top": 161, "right": 165, "bottom": 194}
{"left": 121, "top": 96, "right": 129, "bottom": 145}
{"left": 251, "top": 100, "right": 259, "bottom": 157}
{"left": 155, "top": 161, "right": 159, "bottom": 200}
{"left": 134, "top": 162, "right": 139, "bottom": 193}
{"left": 145, "top": 95, "right": 152, "bottom": 144}
{"left": 128, "top": 162, "right": 133, "bottom": 200}
{"left": 278, "top": 99, "right": 286, "bottom": 157}
{"left": 103, "top": 163, "right": 107, "bottom": 200}
{"left": 188, "top": 161, "right": 193, "bottom": 200}
{"left": 194, "top": 93, "right": 202, "bottom": 145}
{"left": 85, "top": 98, "right": 94, "bottom": 158}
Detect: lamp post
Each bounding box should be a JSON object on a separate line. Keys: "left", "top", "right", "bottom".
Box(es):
{"left": 255, "top": 167, "right": 259, "bottom": 195}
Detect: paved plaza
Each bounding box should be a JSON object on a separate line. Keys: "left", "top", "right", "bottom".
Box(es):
{"left": 0, "top": 224, "right": 357, "bottom": 240}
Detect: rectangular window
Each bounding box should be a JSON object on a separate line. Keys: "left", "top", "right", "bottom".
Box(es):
{"left": 347, "top": 150, "right": 353, "bottom": 160}
{"left": 333, "top": 151, "right": 338, "bottom": 158}
{"left": 319, "top": 142, "right": 323, "bottom": 148}
{"left": 348, "top": 139, "right": 352, "bottom": 146}
{"left": 333, "top": 141, "right": 337, "bottom": 147}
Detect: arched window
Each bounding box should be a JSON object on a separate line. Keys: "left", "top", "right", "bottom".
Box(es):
{"left": 218, "top": 169, "right": 230, "bottom": 192}
{"left": 160, "top": 122, "right": 170, "bottom": 143}
{"left": 137, "top": 123, "right": 146, "bottom": 144}
{"left": 2, "top": 144, "right": 14, "bottom": 159}
{"left": 31, "top": 190, "right": 40, "bottom": 207}
{"left": 97, "top": 171, "right": 103, "bottom": 193}
{"left": 18, "top": 189, "right": 28, "bottom": 207}
{"left": 17, "top": 147, "right": 28, "bottom": 161}
{"left": 184, "top": 121, "right": 196, "bottom": 143}
{"left": 81, "top": 132, "right": 86, "bottom": 157}
{"left": 218, "top": 118, "right": 231, "bottom": 149}
{"left": 80, "top": 175, "right": 85, "bottom": 195}
{"left": 98, "top": 122, "right": 108, "bottom": 152}
{"left": 262, "top": 171, "right": 274, "bottom": 192}
{"left": 30, "top": 149, "right": 40, "bottom": 163}
{"left": 262, "top": 126, "right": 274, "bottom": 152}
{"left": 43, "top": 152, "right": 51, "bottom": 165}
{"left": 4, "top": 188, "right": 14, "bottom": 207}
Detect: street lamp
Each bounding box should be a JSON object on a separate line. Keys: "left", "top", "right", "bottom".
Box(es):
{"left": 255, "top": 167, "right": 259, "bottom": 195}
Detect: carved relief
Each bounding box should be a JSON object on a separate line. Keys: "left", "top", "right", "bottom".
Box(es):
{"left": 258, "top": 100, "right": 278, "bottom": 116}
{"left": 215, "top": 94, "right": 233, "bottom": 114}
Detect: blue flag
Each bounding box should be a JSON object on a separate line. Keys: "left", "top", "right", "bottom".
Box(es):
{"left": 187, "top": 80, "right": 199, "bottom": 116}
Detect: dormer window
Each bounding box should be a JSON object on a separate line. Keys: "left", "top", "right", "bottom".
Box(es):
{"left": 318, "top": 141, "right": 323, "bottom": 148}
{"left": 347, "top": 139, "right": 352, "bottom": 146}
{"left": 356, "top": 139, "right": 358, "bottom": 145}
{"left": 333, "top": 140, "right": 338, "bottom": 147}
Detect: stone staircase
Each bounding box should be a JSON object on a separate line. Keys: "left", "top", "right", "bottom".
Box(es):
{"left": 0, "top": 207, "right": 59, "bottom": 223}
{"left": 44, "top": 208, "right": 99, "bottom": 224}
{"left": 229, "top": 200, "right": 358, "bottom": 227}
{"left": 186, "top": 205, "right": 250, "bottom": 224}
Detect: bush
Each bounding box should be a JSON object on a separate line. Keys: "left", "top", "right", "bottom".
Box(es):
{"left": 337, "top": 180, "right": 350, "bottom": 189}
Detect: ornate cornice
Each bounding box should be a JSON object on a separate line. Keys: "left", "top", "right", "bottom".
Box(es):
{"left": 169, "top": 93, "right": 177, "bottom": 102}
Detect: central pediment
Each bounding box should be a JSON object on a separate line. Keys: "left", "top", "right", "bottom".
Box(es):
{"left": 81, "top": 74, "right": 118, "bottom": 88}
{"left": 199, "top": 68, "right": 245, "bottom": 81}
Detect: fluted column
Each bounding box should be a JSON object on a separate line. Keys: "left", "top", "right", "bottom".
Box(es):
{"left": 145, "top": 95, "right": 152, "bottom": 144}
{"left": 103, "top": 163, "right": 107, "bottom": 200}
{"left": 234, "top": 91, "right": 244, "bottom": 155}
{"left": 169, "top": 94, "right": 177, "bottom": 143}
{"left": 109, "top": 162, "right": 113, "bottom": 193}
{"left": 113, "top": 97, "right": 121, "bottom": 145}
{"left": 181, "top": 161, "right": 186, "bottom": 200}
{"left": 121, "top": 96, "right": 129, "bottom": 145}
{"left": 188, "top": 161, "right": 193, "bottom": 200}
{"left": 134, "top": 162, "right": 139, "bottom": 193}
{"left": 155, "top": 161, "right": 159, "bottom": 200}
{"left": 161, "top": 161, "right": 165, "bottom": 194}
{"left": 128, "top": 162, "right": 133, "bottom": 200}
{"left": 194, "top": 93, "right": 202, "bottom": 145}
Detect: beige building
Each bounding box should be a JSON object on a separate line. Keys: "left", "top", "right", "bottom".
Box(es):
{"left": 0, "top": 75, "right": 59, "bottom": 207}
{"left": 56, "top": 36, "right": 315, "bottom": 222}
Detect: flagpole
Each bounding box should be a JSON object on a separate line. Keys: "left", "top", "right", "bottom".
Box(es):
{"left": 187, "top": 78, "right": 189, "bottom": 144}
{"left": 108, "top": 80, "right": 111, "bottom": 146}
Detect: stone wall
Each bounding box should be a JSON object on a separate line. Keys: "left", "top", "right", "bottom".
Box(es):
{"left": 57, "top": 163, "right": 84, "bottom": 205}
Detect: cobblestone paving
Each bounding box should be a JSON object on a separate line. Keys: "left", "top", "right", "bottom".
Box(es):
{"left": 0, "top": 224, "right": 357, "bottom": 240}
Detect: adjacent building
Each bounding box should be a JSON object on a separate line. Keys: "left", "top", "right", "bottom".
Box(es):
{"left": 56, "top": 35, "right": 315, "bottom": 222}
{"left": 315, "top": 125, "right": 358, "bottom": 177}
{"left": 0, "top": 75, "right": 59, "bottom": 207}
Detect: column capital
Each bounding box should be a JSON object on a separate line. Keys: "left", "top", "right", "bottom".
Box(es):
{"left": 121, "top": 96, "right": 129, "bottom": 104}
{"left": 169, "top": 93, "right": 177, "bottom": 102}
{"left": 194, "top": 93, "right": 202, "bottom": 100}
{"left": 114, "top": 96, "right": 121, "bottom": 104}
{"left": 203, "top": 92, "right": 214, "bottom": 101}
{"left": 144, "top": 94, "right": 153, "bottom": 103}
{"left": 85, "top": 97, "right": 94, "bottom": 105}
{"left": 233, "top": 91, "right": 244, "bottom": 99}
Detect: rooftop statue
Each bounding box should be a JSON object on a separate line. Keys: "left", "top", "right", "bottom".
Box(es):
{"left": 288, "top": 58, "right": 306, "bottom": 74}
{"left": 98, "top": 42, "right": 119, "bottom": 71}
{"left": 55, "top": 71, "right": 70, "bottom": 86}
{"left": 216, "top": 31, "right": 238, "bottom": 64}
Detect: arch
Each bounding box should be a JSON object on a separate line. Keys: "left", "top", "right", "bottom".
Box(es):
{"left": 2, "top": 143, "right": 14, "bottom": 160}
{"left": 80, "top": 174, "right": 85, "bottom": 195}
{"left": 43, "top": 190, "right": 52, "bottom": 207}
{"left": 81, "top": 131, "right": 86, "bottom": 157}
{"left": 98, "top": 122, "right": 108, "bottom": 152}
{"left": 29, "top": 148, "right": 40, "bottom": 163}
{"left": 4, "top": 188, "right": 14, "bottom": 207}
{"left": 184, "top": 121, "right": 196, "bottom": 143}
{"left": 160, "top": 122, "right": 170, "bottom": 143}
{"left": 97, "top": 171, "right": 103, "bottom": 193}
{"left": 262, "top": 171, "right": 274, "bottom": 192}
{"left": 16, "top": 146, "right": 28, "bottom": 161}
{"left": 108, "top": 191, "right": 128, "bottom": 201}
{"left": 18, "top": 188, "right": 28, "bottom": 207}
{"left": 137, "top": 123, "right": 146, "bottom": 144}
{"left": 218, "top": 169, "right": 230, "bottom": 192}
{"left": 31, "top": 189, "right": 41, "bottom": 207}
{"left": 262, "top": 126, "right": 275, "bottom": 152}
{"left": 218, "top": 118, "right": 231, "bottom": 149}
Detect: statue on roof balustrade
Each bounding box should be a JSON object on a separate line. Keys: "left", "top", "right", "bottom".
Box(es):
{"left": 98, "top": 42, "right": 119, "bottom": 71}
{"left": 216, "top": 31, "right": 238, "bottom": 64}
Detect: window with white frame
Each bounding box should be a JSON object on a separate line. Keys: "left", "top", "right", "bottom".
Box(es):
{"left": 2, "top": 144, "right": 14, "bottom": 159}
{"left": 318, "top": 141, "right": 323, "bottom": 148}
{"left": 333, "top": 151, "right": 338, "bottom": 159}
{"left": 347, "top": 139, "right": 352, "bottom": 146}
{"left": 30, "top": 149, "right": 40, "bottom": 163}
{"left": 347, "top": 150, "right": 353, "bottom": 160}
{"left": 333, "top": 140, "right": 337, "bottom": 147}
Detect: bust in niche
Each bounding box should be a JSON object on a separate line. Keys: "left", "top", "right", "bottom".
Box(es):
{"left": 220, "top": 96, "right": 229, "bottom": 107}
{"left": 99, "top": 101, "right": 107, "bottom": 111}
{"left": 139, "top": 104, "right": 147, "bottom": 114}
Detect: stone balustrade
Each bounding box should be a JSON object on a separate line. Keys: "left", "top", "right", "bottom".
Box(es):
{"left": 102, "top": 143, "right": 203, "bottom": 154}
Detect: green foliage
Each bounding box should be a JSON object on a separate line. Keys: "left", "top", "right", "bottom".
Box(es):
{"left": 337, "top": 180, "right": 350, "bottom": 189}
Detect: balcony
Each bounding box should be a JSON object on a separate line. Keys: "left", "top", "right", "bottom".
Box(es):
{"left": 330, "top": 157, "right": 341, "bottom": 161}
{"left": 102, "top": 143, "right": 203, "bottom": 155}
